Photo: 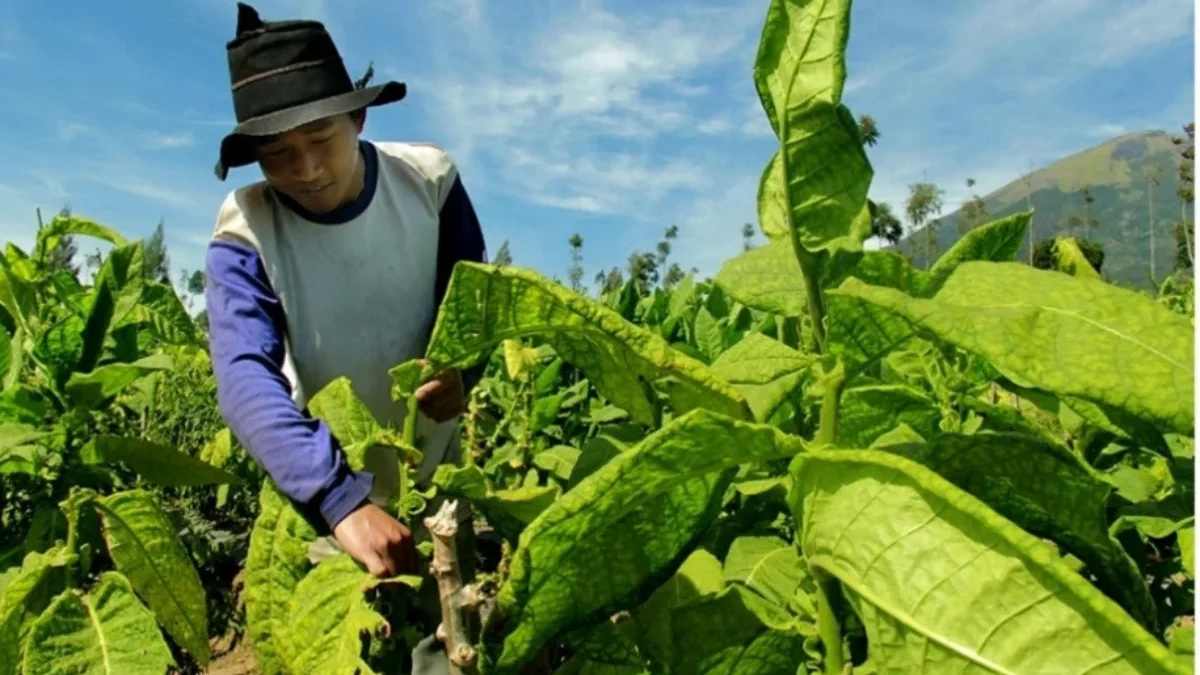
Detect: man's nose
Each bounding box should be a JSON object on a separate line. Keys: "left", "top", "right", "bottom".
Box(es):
{"left": 292, "top": 150, "right": 323, "bottom": 181}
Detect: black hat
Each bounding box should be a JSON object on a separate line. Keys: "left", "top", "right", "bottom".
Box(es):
{"left": 214, "top": 2, "right": 406, "bottom": 180}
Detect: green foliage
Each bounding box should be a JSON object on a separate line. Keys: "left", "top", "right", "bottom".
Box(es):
{"left": 5, "top": 2, "right": 1189, "bottom": 673}
{"left": 0, "top": 222, "right": 229, "bottom": 672}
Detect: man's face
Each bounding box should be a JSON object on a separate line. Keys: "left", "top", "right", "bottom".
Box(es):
{"left": 254, "top": 113, "right": 365, "bottom": 214}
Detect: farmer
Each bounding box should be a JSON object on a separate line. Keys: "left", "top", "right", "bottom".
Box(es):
{"left": 204, "top": 3, "right": 485, "bottom": 667}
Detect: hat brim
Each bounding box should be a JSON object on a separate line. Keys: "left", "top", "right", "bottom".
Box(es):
{"left": 214, "top": 80, "right": 406, "bottom": 180}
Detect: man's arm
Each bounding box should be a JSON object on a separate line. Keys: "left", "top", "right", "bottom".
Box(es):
{"left": 205, "top": 240, "right": 373, "bottom": 530}
{"left": 434, "top": 172, "right": 488, "bottom": 393}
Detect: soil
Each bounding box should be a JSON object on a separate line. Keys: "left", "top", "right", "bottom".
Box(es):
{"left": 203, "top": 635, "right": 259, "bottom": 675}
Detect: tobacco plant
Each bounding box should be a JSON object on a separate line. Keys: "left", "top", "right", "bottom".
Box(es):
{"left": 0, "top": 217, "right": 237, "bottom": 673}
{"left": 237, "top": 0, "right": 1194, "bottom": 673}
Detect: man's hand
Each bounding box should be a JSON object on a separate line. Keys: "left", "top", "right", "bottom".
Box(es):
{"left": 333, "top": 502, "right": 418, "bottom": 577}
{"left": 414, "top": 364, "right": 465, "bottom": 422}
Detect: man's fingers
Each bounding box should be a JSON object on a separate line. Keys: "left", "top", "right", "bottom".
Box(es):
{"left": 364, "top": 552, "right": 391, "bottom": 578}
{"left": 414, "top": 379, "right": 442, "bottom": 400}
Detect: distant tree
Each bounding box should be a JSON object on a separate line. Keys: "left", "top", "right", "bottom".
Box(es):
{"left": 1172, "top": 122, "right": 1194, "bottom": 270}
{"left": 39, "top": 206, "right": 80, "bottom": 278}
{"left": 567, "top": 233, "right": 584, "bottom": 292}
{"left": 741, "top": 222, "right": 756, "bottom": 251}
{"left": 1143, "top": 166, "right": 1163, "bottom": 281}
{"left": 492, "top": 240, "right": 513, "bottom": 267}
{"left": 663, "top": 263, "right": 686, "bottom": 289}
{"left": 905, "top": 182, "right": 945, "bottom": 268}
{"left": 957, "top": 177, "right": 989, "bottom": 235}
{"left": 868, "top": 200, "right": 903, "bottom": 246}
{"left": 1081, "top": 184, "right": 1099, "bottom": 233}
{"left": 187, "top": 269, "right": 206, "bottom": 295}
{"left": 84, "top": 248, "right": 104, "bottom": 276}
{"left": 658, "top": 225, "right": 678, "bottom": 265}
{"left": 856, "top": 114, "right": 880, "bottom": 147}
{"left": 626, "top": 251, "right": 658, "bottom": 293}
{"left": 1019, "top": 166, "right": 1036, "bottom": 263}
{"left": 595, "top": 267, "right": 624, "bottom": 294}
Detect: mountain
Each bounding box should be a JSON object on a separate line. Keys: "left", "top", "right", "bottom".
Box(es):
{"left": 886, "top": 130, "right": 1191, "bottom": 289}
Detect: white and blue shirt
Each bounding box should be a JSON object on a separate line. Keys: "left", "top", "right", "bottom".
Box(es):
{"left": 204, "top": 139, "right": 487, "bottom": 531}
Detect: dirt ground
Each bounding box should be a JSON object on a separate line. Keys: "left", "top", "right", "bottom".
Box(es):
{"left": 203, "top": 635, "right": 258, "bottom": 675}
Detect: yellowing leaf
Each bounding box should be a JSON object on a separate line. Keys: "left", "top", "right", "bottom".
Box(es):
{"left": 753, "top": 0, "right": 872, "bottom": 252}
{"left": 710, "top": 333, "right": 814, "bottom": 421}
{"left": 833, "top": 262, "right": 1195, "bottom": 434}
{"left": 491, "top": 410, "right": 803, "bottom": 670}
{"left": 425, "top": 263, "right": 750, "bottom": 426}
{"left": 95, "top": 490, "right": 209, "bottom": 665}
{"left": 714, "top": 239, "right": 806, "bottom": 317}
{"left": 792, "top": 448, "right": 1186, "bottom": 673}
{"left": 21, "top": 573, "right": 173, "bottom": 675}
{"left": 244, "top": 481, "right": 318, "bottom": 675}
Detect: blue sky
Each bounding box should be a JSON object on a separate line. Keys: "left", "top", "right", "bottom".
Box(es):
{"left": 0, "top": 0, "right": 1193, "bottom": 302}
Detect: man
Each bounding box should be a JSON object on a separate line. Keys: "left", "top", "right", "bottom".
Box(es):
{"left": 205, "top": 0, "right": 486, "bottom": 587}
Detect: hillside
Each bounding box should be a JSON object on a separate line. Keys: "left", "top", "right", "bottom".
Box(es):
{"left": 888, "top": 130, "right": 1191, "bottom": 289}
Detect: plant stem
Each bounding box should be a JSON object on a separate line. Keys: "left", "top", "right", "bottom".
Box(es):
{"left": 815, "top": 371, "right": 845, "bottom": 447}
{"left": 425, "top": 499, "right": 481, "bottom": 675}
{"left": 814, "top": 569, "right": 844, "bottom": 675}
{"left": 403, "top": 394, "right": 418, "bottom": 447}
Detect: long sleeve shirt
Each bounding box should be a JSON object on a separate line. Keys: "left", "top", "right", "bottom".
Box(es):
{"left": 204, "top": 139, "right": 486, "bottom": 531}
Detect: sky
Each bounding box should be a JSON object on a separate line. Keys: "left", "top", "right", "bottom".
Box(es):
{"left": 0, "top": 0, "right": 1194, "bottom": 303}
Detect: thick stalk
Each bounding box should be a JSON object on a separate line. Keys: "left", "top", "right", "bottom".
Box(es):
{"left": 425, "top": 499, "right": 481, "bottom": 675}
{"left": 814, "top": 372, "right": 845, "bottom": 447}
{"left": 814, "top": 569, "right": 844, "bottom": 675}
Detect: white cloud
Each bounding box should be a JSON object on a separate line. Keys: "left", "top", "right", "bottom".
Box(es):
{"left": 56, "top": 121, "right": 93, "bottom": 141}
{"left": 1088, "top": 123, "right": 1128, "bottom": 138}
{"left": 418, "top": 1, "right": 765, "bottom": 218}
{"left": 143, "top": 132, "right": 196, "bottom": 150}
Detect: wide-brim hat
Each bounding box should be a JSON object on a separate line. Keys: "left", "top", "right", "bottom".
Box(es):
{"left": 214, "top": 3, "right": 406, "bottom": 180}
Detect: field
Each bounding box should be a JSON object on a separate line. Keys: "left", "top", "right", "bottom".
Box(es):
{"left": 0, "top": 0, "right": 1195, "bottom": 674}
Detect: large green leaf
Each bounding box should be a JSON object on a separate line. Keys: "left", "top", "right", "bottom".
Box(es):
{"left": 64, "top": 354, "right": 173, "bottom": 410}
{"left": 0, "top": 424, "right": 50, "bottom": 476}
{"left": 753, "top": 0, "right": 872, "bottom": 252}
{"left": 1052, "top": 237, "right": 1103, "bottom": 279}
{"left": 425, "top": 263, "right": 750, "bottom": 426}
{"left": 791, "top": 448, "right": 1188, "bottom": 673}
{"left": 82, "top": 436, "right": 239, "bottom": 486}
{"left": 0, "top": 549, "right": 68, "bottom": 675}
{"left": 722, "top": 535, "right": 810, "bottom": 612}
{"left": 923, "top": 212, "right": 1032, "bottom": 293}
{"left": 827, "top": 212, "right": 1032, "bottom": 298}
{"left": 244, "top": 481, "right": 318, "bottom": 675}
{"left": 305, "top": 376, "right": 381, "bottom": 446}
{"left": 633, "top": 549, "right": 725, "bottom": 669}
{"left": 836, "top": 383, "right": 942, "bottom": 448}
{"left": 35, "top": 214, "right": 128, "bottom": 263}
{"left": 886, "top": 431, "right": 1157, "bottom": 631}
{"left": 489, "top": 410, "right": 803, "bottom": 671}
{"left": 78, "top": 276, "right": 116, "bottom": 375}
{"left": 280, "top": 553, "right": 420, "bottom": 675}
{"left": 826, "top": 292, "right": 915, "bottom": 376}
{"left": 20, "top": 572, "right": 173, "bottom": 675}
{"left": 122, "top": 281, "right": 197, "bottom": 346}
{"left": 95, "top": 490, "right": 209, "bottom": 665}
{"left": 713, "top": 239, "right": 806, "bottom": 317}
{"left": 832, "top": 262, "right": 1195, "bottom": 434}
{"left": 666, "top": 585, "right": 807, "bottom": 675}
{"left": 709, "top": 333, "right": 814, "bottom": 421}
{"left": 0, "top": 264, "right": 39, "bottom": 336}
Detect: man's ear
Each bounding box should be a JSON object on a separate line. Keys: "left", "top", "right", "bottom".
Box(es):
{"left": 350, "top": 109, "right": 367, "bottom": 133}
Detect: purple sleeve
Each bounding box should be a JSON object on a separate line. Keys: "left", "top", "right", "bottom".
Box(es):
{"left": 205, "top": 240, "right": 372, "bottom": 531}
{"left": 436, "top": 174, "right": 488, "bottom": 393}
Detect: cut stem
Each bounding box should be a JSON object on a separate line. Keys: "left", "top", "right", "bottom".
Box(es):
{"left": 424, "top": 499, "right": 481, "bottom": 675}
